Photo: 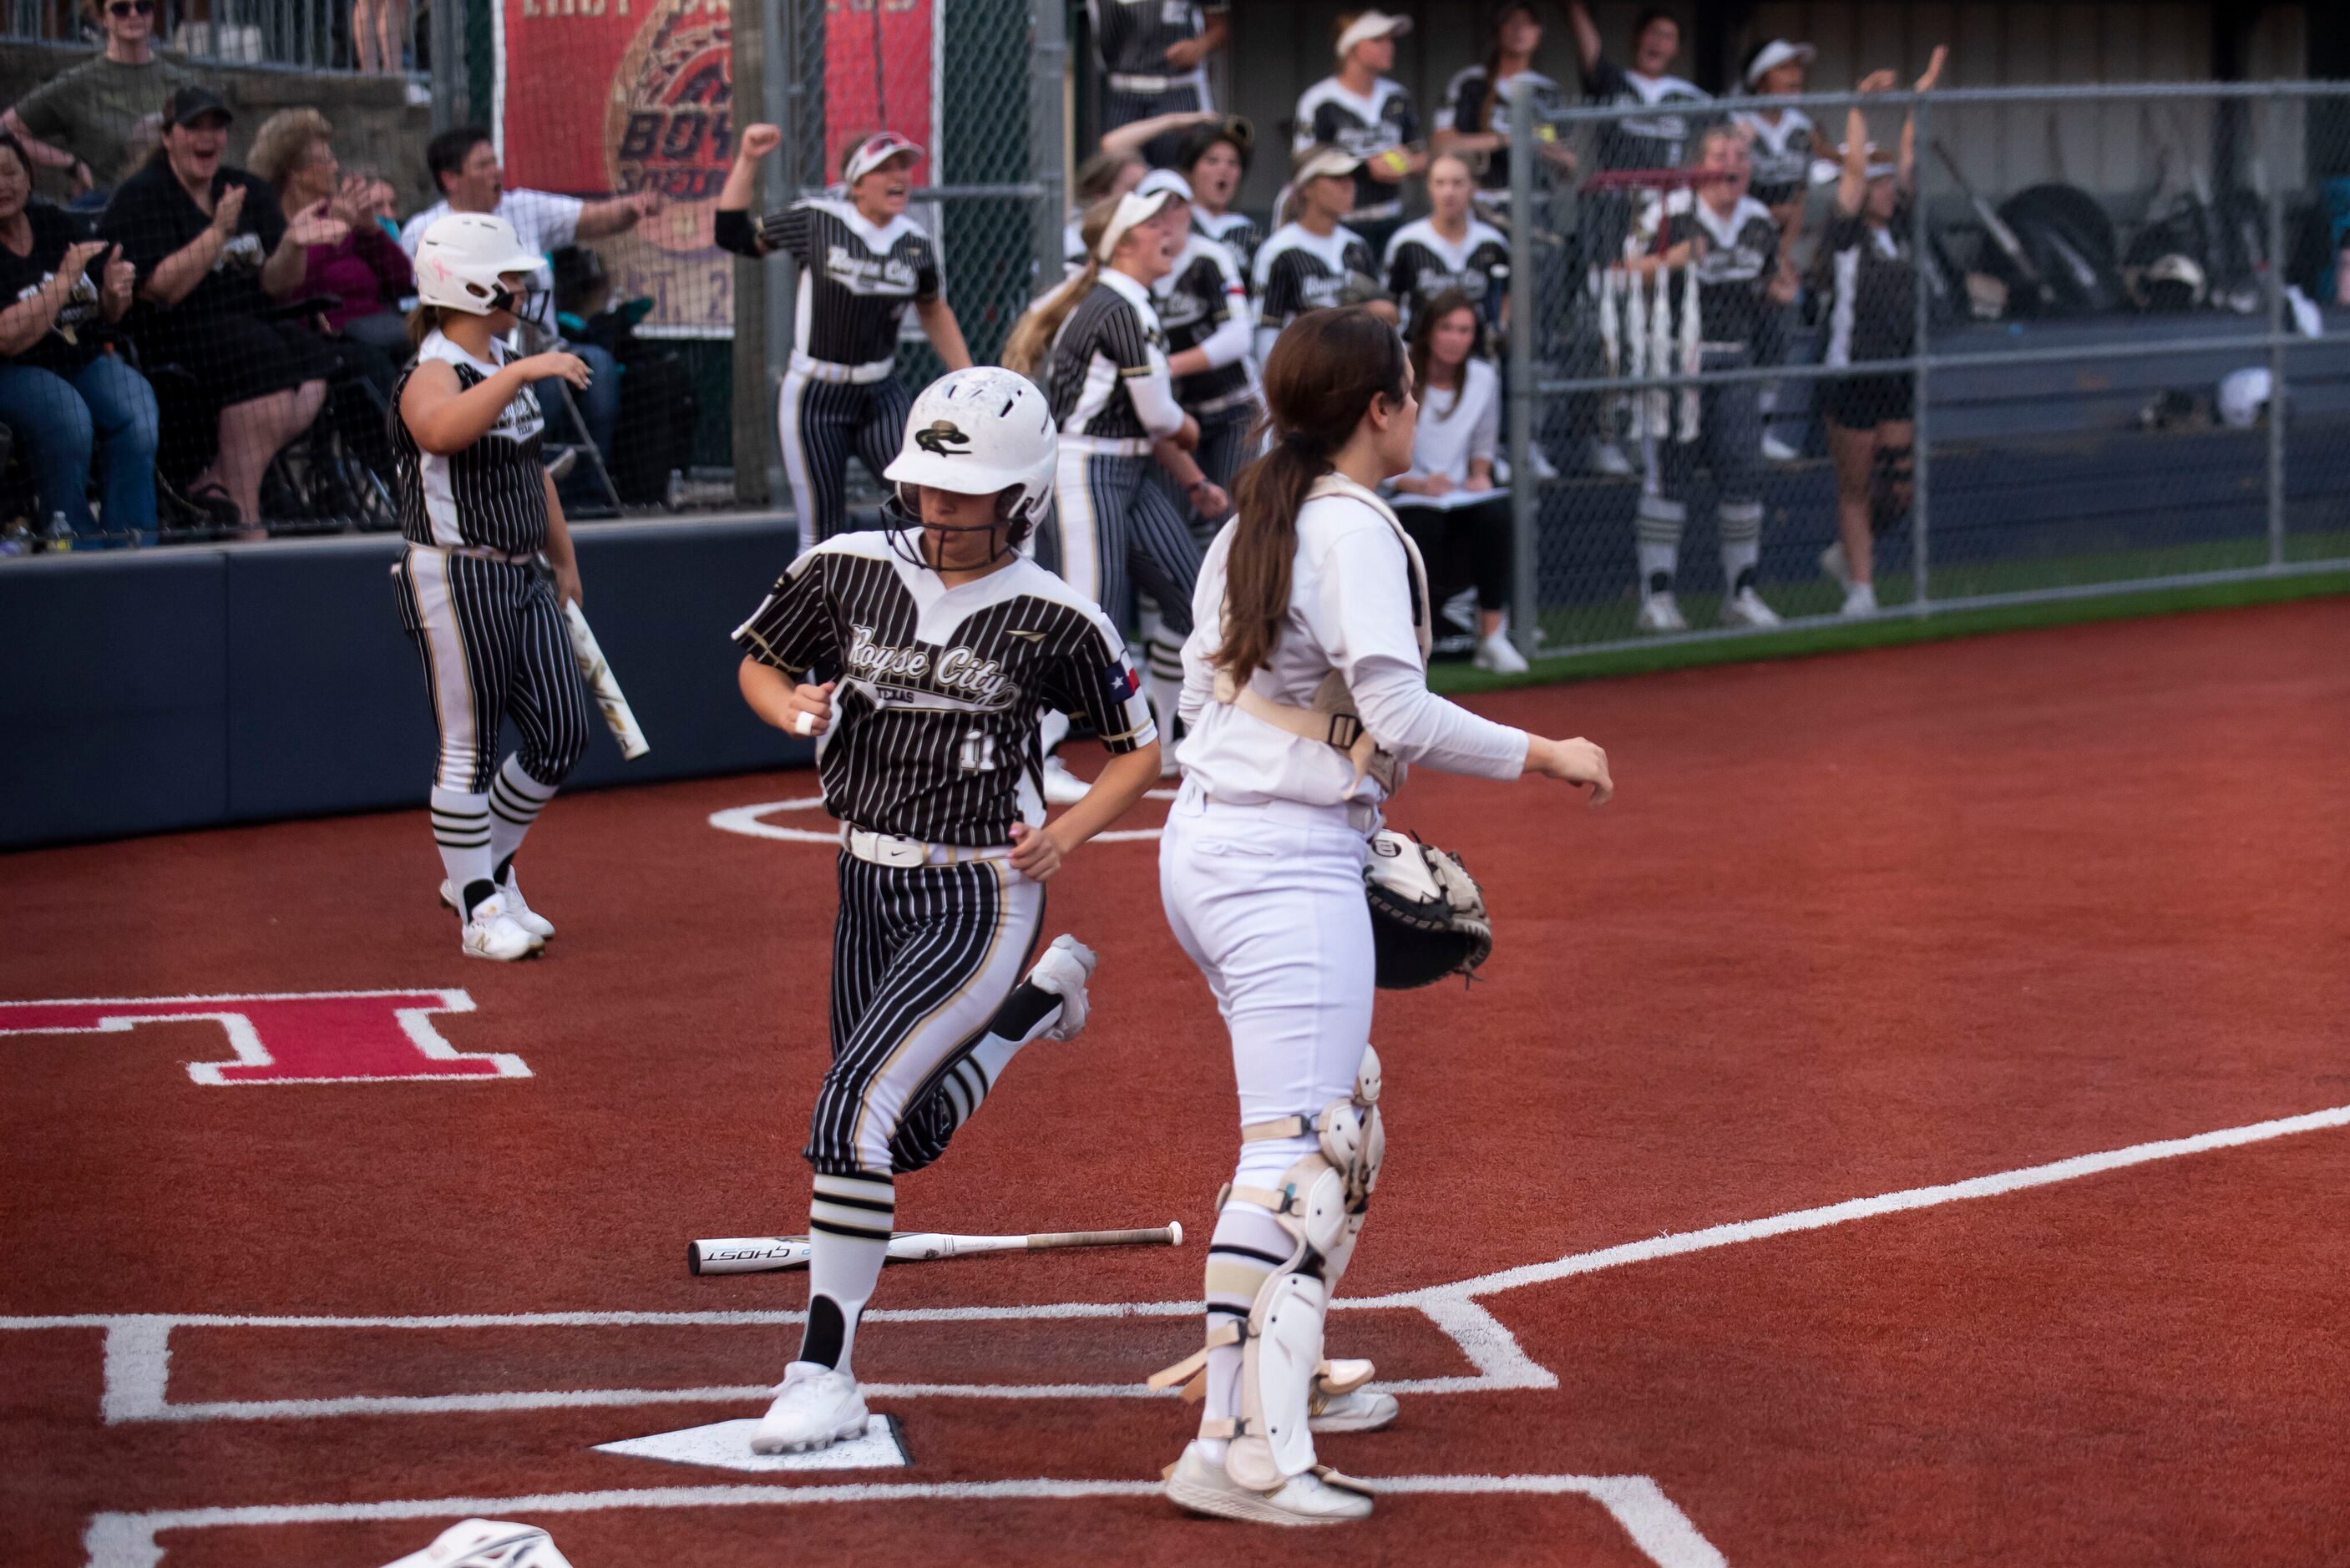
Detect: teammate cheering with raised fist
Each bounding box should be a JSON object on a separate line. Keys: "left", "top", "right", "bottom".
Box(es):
{"left": 1152, "top": 307, "right": 1611, "bottom": 1525}
{"left": 391, "top": 212, "right": 597, "bottom": 962}
{"left": 729, "top": 366, "right": 1161, "bottom": 1456}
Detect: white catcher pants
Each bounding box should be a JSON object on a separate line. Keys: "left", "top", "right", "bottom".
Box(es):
{"left": 1158, "top": 780, "right": 1376, "bottom": 1187}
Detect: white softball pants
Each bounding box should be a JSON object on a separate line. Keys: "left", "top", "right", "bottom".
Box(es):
{"left": 1158, "top": 781, "right": 1376, "bottom": 1187}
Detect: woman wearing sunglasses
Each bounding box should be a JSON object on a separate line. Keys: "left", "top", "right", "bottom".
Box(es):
{"left": 3, "top": 0, "right": 194, "bottom": 204}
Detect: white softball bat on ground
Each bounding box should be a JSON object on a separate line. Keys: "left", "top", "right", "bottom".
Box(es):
{"left": 561, "top": 599, "right": 650, "bottom": 760}
{"left": 688, "top": 1222, "right": 1182, "bottom": 1276}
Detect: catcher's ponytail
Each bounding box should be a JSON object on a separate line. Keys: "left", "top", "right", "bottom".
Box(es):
{"left": 1220, "top": 307, "right": 1410, "bottom": 687}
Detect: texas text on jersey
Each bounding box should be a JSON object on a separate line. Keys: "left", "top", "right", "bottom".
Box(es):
{"left": 757, "top": 198, "right": 942, "bottom": 370}
{"left": 732, "top": 531, "right": 1157, "bottom": 846}
{"left": 390, "top": 331, "right": 548, "bottom": 554}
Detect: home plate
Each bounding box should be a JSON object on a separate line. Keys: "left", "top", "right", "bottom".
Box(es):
{"left": 595, "top": 1415, "right": 910, "bottom": 1473}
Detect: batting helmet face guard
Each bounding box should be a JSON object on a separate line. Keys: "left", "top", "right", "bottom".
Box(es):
{"left": 414, "top": 212, "right": 546, "bottom": 318}
{"left": 881, "top": 367, "right": 1058, "bottom": 570}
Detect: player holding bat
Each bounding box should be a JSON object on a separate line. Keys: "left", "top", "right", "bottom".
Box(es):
{"left": 389, "top": 212, "right": 598, "bottom": 961}
{"left": 730, "top": 365, "right": 1161, "bottom": 1454}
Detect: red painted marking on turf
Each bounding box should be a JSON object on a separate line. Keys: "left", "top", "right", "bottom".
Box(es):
{"left": 0, "top": 990, "right": 527, "bottom": 1085}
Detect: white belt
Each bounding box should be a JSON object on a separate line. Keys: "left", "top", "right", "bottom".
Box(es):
{"left": 1061, "top": 432, "right": 1156, "bottom": 457}
{"left": 1191, "top": 386, "right": 1259, "bottom": 418}
{"left": 790, "top": 350, "right": 896, "bottom": 386}
{"left": 842, "top": 824, "right": 1015, "bottom": 868}
{"left": 1108, "top": 72, "right": 1178, "bottom": 94}
{"left": 410, "top": 541, "right": 540, "bottom": 567}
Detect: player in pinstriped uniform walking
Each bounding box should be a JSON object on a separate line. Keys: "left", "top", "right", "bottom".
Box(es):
{"left": 389, "top": 213, "right": 598, "bottom": 963}
{"left": 730, "top": 366, "right": 1162, "bottom": 1455}
{"left": 1004, "top": 186, "right": 1222, "bottom": 788}
{"left": 717, "top": 124, "right": 973, "bottom": 554}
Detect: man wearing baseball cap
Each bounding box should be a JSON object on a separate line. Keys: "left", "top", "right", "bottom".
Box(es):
{"left": 1290, "top": 11, "right": 1423, "bottom": 256}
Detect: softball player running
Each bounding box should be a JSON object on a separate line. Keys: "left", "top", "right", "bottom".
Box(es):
{"left": 1005, "top": 185, "right": 1218, "bottom": 786}
{"left": 731, "top": 366, "right": 1162, "bottom": 1454}
{"left": 1154, "top": 308, "right": 1612, "bottom": 1524}
{"left": 717, "top": 124, "right": 973, "bottom": 554}
{"left": 391, "top": 213, "right": 597, "bottom": 962}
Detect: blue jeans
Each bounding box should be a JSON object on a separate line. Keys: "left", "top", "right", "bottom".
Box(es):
{"left": 0, "top": 353, "right": 160, "bottom": 544}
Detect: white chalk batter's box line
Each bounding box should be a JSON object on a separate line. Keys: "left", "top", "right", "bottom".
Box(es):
{"left": 18, "top": 1099, "right": 2350, "bottom": 1568}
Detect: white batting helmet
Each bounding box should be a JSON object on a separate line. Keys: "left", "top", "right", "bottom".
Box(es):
{"left": 413, "top": 212, "right": 546, "bottom": 316}
{"left": 882, "top": 367, "right": 1057, "bottom": 524}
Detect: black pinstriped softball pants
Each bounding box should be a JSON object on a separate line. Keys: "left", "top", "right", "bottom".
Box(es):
{"left": 777, "top": 370, "right": 914, "bottom": 556}
{"left": 808, "top": 852, "right": 1046, "bottom": 1178}
{"left": 1047, "top": 448, "right": 1200, "bottom": 637}
{"left": 393, "top": 549, "right": 593, "bottom": 795}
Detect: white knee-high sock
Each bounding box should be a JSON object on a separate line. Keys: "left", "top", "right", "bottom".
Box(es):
{"left": 429, "top": 787, "right": 494, "bottom": 917}
{"left": 1719, "top": 500, "right": 1763, "bottom": 594}
{"left": 800, "top": 1171, "right": 895, "bottom": 1378}
{"left": 1137, "top": 604, "right": 1184, "bottom": 746}
{"left": 486, "top": 754, "right": 559, "bottom": 881}
{"left": 1635, "top": 495, "right": 1684, "bottom": 598}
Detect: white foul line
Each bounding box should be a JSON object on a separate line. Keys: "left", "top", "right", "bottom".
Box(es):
{"left": 82, "top": 1473, "right": 1723, "bottom": 1568}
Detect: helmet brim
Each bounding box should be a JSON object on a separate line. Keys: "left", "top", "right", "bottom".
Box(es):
{"left": 881, "top": 448, "right": 1038, "bottom": 497}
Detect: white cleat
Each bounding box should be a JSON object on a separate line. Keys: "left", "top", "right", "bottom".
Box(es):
{"left": 1163, "top": 1440, "right": 1374, "bottom": 1525}
{"left": 1634, "top": 593, "right": 1689, "bottom": 634}
{"left": 1308, "top": 1388, "right": 1400, "bottom": 1434}
{"left": 1719, "top": 585, "right": 1785, "bottom": 628}
{"left": 460, "top": 894, "right": 541, "bottom": 963}
{"left": 1040, "top": 754, "right": 1091, "bottom": 804}
{"left": 749, "top": 1361, "right": 868, "bottom": 1454}
{"left": 1761, "top": 431, "right": 1802, "bottom": 463}
{"left": 1817, "top": 539, "right": 1852, "bottom": 590}
{"left": 1472, "top": 631, "right": 1529, "bottom": 675}
{"left": 1026, "top": 933, "right": 1097, "bottom": 1042}
{"left": 1840, "top": 582, "right": 1880, "bottom": 618}
{"left": 1588, "top": 439, "right": 1635, "bottom": 478}
{"left": 443, "top": 875, "right": 552, "bottom": 943}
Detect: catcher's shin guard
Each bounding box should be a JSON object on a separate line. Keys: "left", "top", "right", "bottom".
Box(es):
{"left": 1152, "top": 1050, "right": 1386, "bottom": 1491}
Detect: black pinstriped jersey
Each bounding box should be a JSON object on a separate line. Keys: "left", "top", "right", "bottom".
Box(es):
{"left": 1437, "top": 66, "right": 1568, "bottom": 203}
{"left": 1193, "top": 209, "right": 1262, "bottom": 292}
{"left": 1383, "top": 215, "right": 1511, "bottom": 331}
{"left": 1291, "top": 76, "right": 1420, "bottom": 218}
{"left": 1734, "top": 109, "right": 1816, "bottom": 208}
{"left": 1659, "top": 194, "right": 1782, "bottom": 345}
{"left": 390, "top": 331, "right": 548, "bottom": 554}
{"left": 1087, "top": 0, "right": 1225, "bottom": 76}
{"left": 732, "top": 532, "right": 1157, "bottom": 845}
{"left": 1045, "top": 272, "right": 1172, "bottom": 441}
{"left": 1580, "top": 58, "right": 1714, "bottom": 173}
{"left": 754, "top": 198, "right": 940, "bottom": 367}
{"left": 1153, "top": 231, "right": 1249, "bottom": 410}
{"left": 1254, "top": 222, "right": 1380, "bottom": 332}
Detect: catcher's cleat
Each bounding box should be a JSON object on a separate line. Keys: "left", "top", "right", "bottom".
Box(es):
{"left": 460, "top": 895, "right": 541, "bottom": 963}
{"left": 750, "top": 1361, "right": 868, "bottom": 1454}
{"left": 1308, "top": 1386, "right": 1399, "bottom": 1434}
{"left": 442, "top": 874, "right": 553, "bottom": 943}
{"left": 1163, "top": 1440, "right": 1373, "bottom": 1525}
{"left": 1025, "top": 934, "right": 1097, "bottom": 1042}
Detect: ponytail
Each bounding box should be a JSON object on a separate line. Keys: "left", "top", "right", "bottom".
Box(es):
{"left": 1218, "top": 307, "right": 1410, "bottom": 687}
{"left": 1002, "top": 200, "right": 1120, "bottom": 377}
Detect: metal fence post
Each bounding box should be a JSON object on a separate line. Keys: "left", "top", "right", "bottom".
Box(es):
{"left": 1031, "top": 0, "right": 1069, "bottom": 297}
{"left": 1910, "top": 92, "right": 1932, "bottom": 613}
{"left": 1507, "top": 80, "right": 1537, "bottom": 660}
{"left": 728, "top": 0, "right": 773, "bottom": 506}
{"left": 2265, "top": 94, "right": 2287, "bottom": 570}
{"left": 428, "top": 0, "right": 465, "bottom": 129}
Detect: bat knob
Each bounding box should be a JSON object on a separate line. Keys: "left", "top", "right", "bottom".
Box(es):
{"left": 1168, "top": 1220, "right": 1183, "bottom": 1247}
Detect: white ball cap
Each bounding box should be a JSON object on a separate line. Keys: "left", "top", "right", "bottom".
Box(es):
{"left": 883, "top": 367, "right": 1058, "bottom": 521}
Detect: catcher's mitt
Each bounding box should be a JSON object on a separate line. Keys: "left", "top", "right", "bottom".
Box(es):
{"left": 1363, "top": 830, "right": 1493, "bottom": 989}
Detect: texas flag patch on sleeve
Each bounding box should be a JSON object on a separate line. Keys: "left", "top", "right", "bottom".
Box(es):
{"left": 1106, "top": 659, "right": 1142, "bottom": 702}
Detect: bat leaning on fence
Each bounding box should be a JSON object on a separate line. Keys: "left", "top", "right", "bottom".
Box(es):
{"left": 560, "top": 599, "right": 651, "bottom": 760}
{"left": 689, "top": 1223, "right": 1183, "bottom": 1276}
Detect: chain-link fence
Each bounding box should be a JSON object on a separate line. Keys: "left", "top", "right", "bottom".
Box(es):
{"left": 3, "top": 0, "right": 428, "bottom": 78}
{"left": 1503, "top": 81, "right": 2350, "bottom": 655}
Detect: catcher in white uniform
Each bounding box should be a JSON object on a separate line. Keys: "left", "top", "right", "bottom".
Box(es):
{"left": 1152, "top": 306, "right": 1613, "bottom": 1525}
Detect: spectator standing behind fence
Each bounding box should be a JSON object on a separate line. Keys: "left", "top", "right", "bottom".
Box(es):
{"left": 248, "top": 109, "right": 413, "bottom": 388}
{"left": 0, "top": 133, "right": 156, "bottom": 545}
{"left": 1178, "top": 118, "right": 1259, "bottom": 289}
{"left": 717, "top": 126, "right": 972, "bottom": 555}
{"left": 100, "top": 88, "right": 342, "bottom": 536}
{"left": 1733, "top": 39, "right": 1816, "bottom": 464}
{"left": 1385, "top": 153, "right": 1510, "bottom": 339}
{"left": 1088, "top": 1, "right": 1229, "bottom": 169}
{"left": 1431, "top": 2, "right": 1574, "bottom": 220}
{"left": 1291, "top": 12, "right": 1422, "bottom": 258}
{"left": 1390, "top": 290, "right": 1523, "bottom": 675}
{"left": 3, "top": 0, "right": 194, "bottom": 204}
{"left": 399, "top": 127, "right": 660, "bottom": 468}
{"left": 1817, "top": 51, "right": 1942, "bottom": 621}
{"left": 352, "top": 0, "right": 409, "bottom": 75}
{"left": 1254, "top": 145, "right": 1381, "bottom": 362}
{"left": 1623, "top": 125, "right": 1790, "bottom": 633}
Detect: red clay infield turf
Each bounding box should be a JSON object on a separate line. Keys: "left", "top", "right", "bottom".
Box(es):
{"left": 3, "top": 597, "right": 2346, "bottom": 1566}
